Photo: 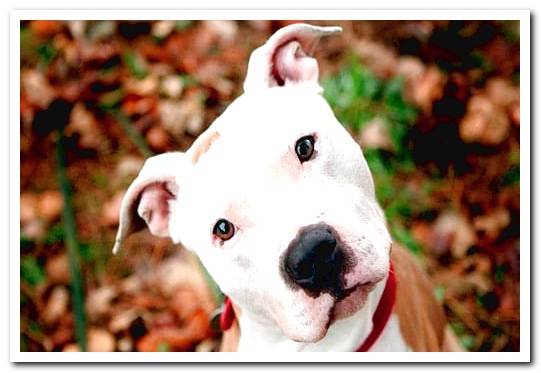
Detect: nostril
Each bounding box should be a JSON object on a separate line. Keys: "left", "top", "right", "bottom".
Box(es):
{"left": 283, "top": 225, "right": 345, "bottom": 295}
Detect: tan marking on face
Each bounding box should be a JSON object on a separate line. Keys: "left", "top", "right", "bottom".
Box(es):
{"left": 191, "top": 131, "right": 221, "bottom": 164}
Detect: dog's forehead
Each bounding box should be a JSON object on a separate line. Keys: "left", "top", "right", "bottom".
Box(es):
{"left": 180, "top": 88, "right": 333, "bottom": 211}
{"left": 216, "top": 87, "right": 333, "bottom": 138}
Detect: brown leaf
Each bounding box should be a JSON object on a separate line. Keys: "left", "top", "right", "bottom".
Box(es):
{"left": 20, "top": 193, "right": 39, "bottom": 224}
{"left": 353, "top": 39, "right": 397, "bottom": 78}
{"left": 43, "top": 286, "right": 69, "bottom": 326}
{"left": 86, "top": 285, "right": 117, "bottom": 320}
{"left": 109, "top": 309, "right": 139, "bottom": 334}
{"left": 460, "top": 94, "right": 510, "bottom": 146}
{"left": 151, "top": 21, "right": 175, "bottom": 39}
{"left": 115, "top": 156, "right": 144, "bottom": 179}
{"left": 411, "top": 66, "right": 445, "bottom": 113}
{"left": 170, "top": 288, "right": 201, "bottom": 321}
{"left": 117, "top": 337, "right": 134, "bottom": 352}
{"left": 432, "top": 210, "right": 476, "bottom": 258}
{"left": 46, "top": 253, "right": 70, "bottom": 285}
{"left": 124, "top": 75, "right": 159, "bottom": 97}
{"left": 358, "top": 117, "right": 393, "bottom": 151}
{"left": 203, "top": 20, "right": 238, "bottom": 46}
{"left": 66, "top": 103, "right": 105, "bottom": 150}
{"left": 136, "top": 311, "right": 209, "bottom": 352}
{"left": 146, "top": 126, "right": 171, "bottom": 151}
{"left": 29, "top": 21, "right": 63, "bottom": 38}
{"left": 87, "top": 328, "right": 116, "bottom": 352}
{"left": 101, "top": 191, "right": 125, "bottom": 227}
{"left": 62, "top": 343, "right": 80, "bottom": 352}
{"left": 160, "top": 75, "right": 184, "bottom": 99}
{"left": 21, "top": 70, "right": 56, "bottom": 109}
{"left": 38, "top": 190, "right": 63, "bottom": 222}
{"left": 473, "top": 208, "right": 511, "bottom": 241}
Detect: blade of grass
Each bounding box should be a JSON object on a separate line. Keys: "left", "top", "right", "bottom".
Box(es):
{"left": 55, "top": 130, "right": 87, "bottom": 351}
{"left": 108, "top": 109, "right": 154, "bottom": 158}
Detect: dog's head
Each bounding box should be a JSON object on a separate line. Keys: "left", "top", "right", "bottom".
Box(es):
{"left": 113, "top": 24, "right": 392, "bottom": 343}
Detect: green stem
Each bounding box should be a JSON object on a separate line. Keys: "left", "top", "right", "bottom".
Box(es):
{"left": 55, "top": 130, "right": 87, "bottom": 351}
{"left": 108, "top": 109, "right": 154, "bottom": 158}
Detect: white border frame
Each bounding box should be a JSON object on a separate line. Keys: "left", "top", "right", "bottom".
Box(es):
{"left": 10, "top": 9, "right": 531, "bottom": 363}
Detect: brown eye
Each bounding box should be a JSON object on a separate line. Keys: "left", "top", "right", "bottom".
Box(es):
{"left": 213, "top": 219, "right": 235, "bottom": 241}
{"left": 295, "top": 135, "right": 315, "bottom": 163}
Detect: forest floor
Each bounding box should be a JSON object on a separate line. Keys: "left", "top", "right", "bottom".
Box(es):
{"left": 20, "top": 20, "right": 520, "bottom": 352}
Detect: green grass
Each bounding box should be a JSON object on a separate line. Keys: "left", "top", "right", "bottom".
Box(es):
{"left": 21, "top": 256, "right": 46, "bottom": 287}
{"left": 123, "top": 51, "right": 148, "bottom": 79}
{"left": 56, "top": 130, "right": 88, "bottom": 351}
{"left": 20, "top": 26, "right": 58, "bottom": 71}
{"left": 322, "top": 58, "right": 426, "bottom": 255}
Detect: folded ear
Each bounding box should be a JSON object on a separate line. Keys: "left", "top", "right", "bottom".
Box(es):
{"left": 243, "top": 23, "right": 342, "bottom": 92}
{"left": 112, "top": 152, "right": 186, "bottom": 254}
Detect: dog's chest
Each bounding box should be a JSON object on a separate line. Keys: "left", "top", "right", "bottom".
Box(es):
{"left": 236, "top": 313, "right": 409, "bottom": 352}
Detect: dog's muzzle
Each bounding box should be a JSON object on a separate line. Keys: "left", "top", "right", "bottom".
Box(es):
{"left": 282, "top": 224, "right": 348, "bottom": 298}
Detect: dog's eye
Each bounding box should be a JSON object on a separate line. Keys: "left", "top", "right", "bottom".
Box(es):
{"left": 295, "top": 135, "right": 315, "bottom": 163}
{"left": 213, "top": 219, "right": 235, "bottom": 241}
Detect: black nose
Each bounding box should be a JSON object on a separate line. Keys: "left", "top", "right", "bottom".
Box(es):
{"left": 283, "top": 224, "right": 345, "bottom": 297}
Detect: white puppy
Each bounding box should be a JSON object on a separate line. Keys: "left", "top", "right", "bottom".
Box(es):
{"left": 113, "top": 23, "right": 458, "bottom": 352}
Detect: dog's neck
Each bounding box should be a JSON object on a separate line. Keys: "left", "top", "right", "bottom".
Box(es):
{"left": 236, "top": 280, "right": 388, "bottom": 352}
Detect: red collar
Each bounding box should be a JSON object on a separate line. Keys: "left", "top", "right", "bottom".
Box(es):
{"left": 220, "top": 261, "right": 397, "bottom": 352}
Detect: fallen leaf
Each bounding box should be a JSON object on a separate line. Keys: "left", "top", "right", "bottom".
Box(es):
{"left": 358, "top": 117, "right": 393, "bottom": 151}
{"left": 136, "top": 311, "right": 209, "bottom": 352}
{"left": 29, "top": 20, "right": 63, "bottom": 38}
{"left": 203, "top": 20, "right": 238, "bottom": 45}
{"left": 117, "top": 337, "right": 133, "bottom": 352}
{"left": 473, "top": 208, "right": 511, "bottom": 241}
{"left": 412, "top": 66, "right": 445, "bottom": 113}
{"left": 160, "top": 75, "right": 184, "bottom": 99}
{"left": 109, "top": 309, "right": 139, "bottom": 334}
{"left": 38, "top": 190, "right": 63, "bottom": 222}
{"left": 101, "top": 190, "right": 125, "bottom": 227}
{"left": 432, "top": 210, "right": 476, "bottom": 258}
{"left": 146, "top": 125, "right": 171, "bottom": 151}
{"left": 20, "top": 193, "right": 39, "bottom": 224}
{"left": 125, "top": 75, "right": 159, "bottom": 97}
{"left": 115, "top": 156, "right": 144, "bottom": 179}
{"left": 62, "top": 343, "right": 80, "bottom": 352}
{"left": 21, "top": 70, "right": 56, "bottom": 109}
{"left": 87, "top": 328, "right": 116, "bottom": 352}
{"left": 43, "top": 286, "right": 69, "bottom": 325}
{"left": 151, "top": 20, "right": 175, "bottom": 39}
{"left": 21, "top": 219, "right": 46, "bottom": 241}
{"left": 86, "top": 285, "right": 117, "bottom": 319}
{"left": 46, "top": 253, "right": 70, "bottom": 285}
{"left": 459, "top": 93, "right": 510, "bottom": 146}
{"left": 354, "top": 39, "right": 397, "bottom": 78}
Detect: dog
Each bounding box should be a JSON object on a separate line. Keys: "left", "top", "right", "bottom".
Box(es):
{"left": 113, "top": 23, "right": 461, "bottom": 352}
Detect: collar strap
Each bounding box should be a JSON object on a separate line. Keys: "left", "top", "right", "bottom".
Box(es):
{"left": 356, "top": 261, "right": 397, "bottom": 351}
{"left": 220, "top": 261, "right": 397, "bottom": 352}
{"left": 219, "top": 296, "right": 235, "bottom": 331}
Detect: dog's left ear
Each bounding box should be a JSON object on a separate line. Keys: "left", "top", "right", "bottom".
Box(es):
{"left": 112, "top": 152, "right": 186, "bottom": 254}
{"left": 243, "top": 23, "right": 342, "bottom": 92}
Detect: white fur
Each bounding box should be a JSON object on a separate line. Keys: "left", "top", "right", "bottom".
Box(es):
{"left": 114, "top": 24, "right": 403, "bottom": 351}
{"left": 236, "top": 278, "right": 410, "bottom": 351}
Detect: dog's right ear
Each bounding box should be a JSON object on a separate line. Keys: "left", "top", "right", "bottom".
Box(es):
{"left": 243, "top": 23, "right": 342, "bottom": 92}
{"left": 112, "top": 152, "right": 186, "bottom": 254}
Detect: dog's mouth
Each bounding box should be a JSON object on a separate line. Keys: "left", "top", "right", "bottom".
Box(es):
{"left": 330, "top": 281, "right": 376, "bottom": 322}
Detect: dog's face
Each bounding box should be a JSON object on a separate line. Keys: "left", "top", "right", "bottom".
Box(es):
{"left": 113, "top": 24, "right": 391, "bottom": 343}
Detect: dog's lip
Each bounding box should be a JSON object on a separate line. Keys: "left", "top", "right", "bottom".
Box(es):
{"left": 336, "top": 280, "right": 373, "bottom": 300}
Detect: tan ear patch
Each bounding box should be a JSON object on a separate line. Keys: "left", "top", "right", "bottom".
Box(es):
{"left": 191, "top": 131, "right": 220, "bottom": 164}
